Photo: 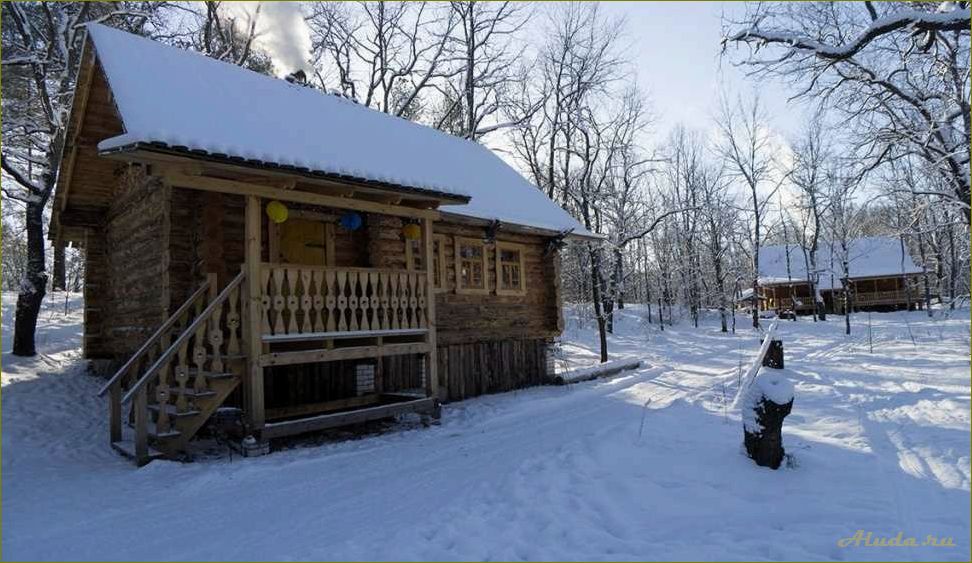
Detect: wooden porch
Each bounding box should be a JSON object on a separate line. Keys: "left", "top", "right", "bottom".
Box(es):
{"left": 829, "top": 276, "right": 922, "bottom": 313}
{"left": 98, "top": 172, "right": 443, "bottom": 466}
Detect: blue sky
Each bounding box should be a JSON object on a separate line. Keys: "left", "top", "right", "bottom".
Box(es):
{"left": 597, "top": 1, "right": 808, "bottom": 139}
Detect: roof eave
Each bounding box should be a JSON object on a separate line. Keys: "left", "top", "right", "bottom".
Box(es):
{"left": 437, "top": 210, "right": 600, "bottom": 241}
{"left": 98, "top": 141, "right": 472, "bottom": 205}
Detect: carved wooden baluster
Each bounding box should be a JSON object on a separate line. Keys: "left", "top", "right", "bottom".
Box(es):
{"left": 194, "top": 296, "right": 205, "bottom": 324}
{"left": 156, "top": 359, "right": 172, "bottom": 434}
{"left": 410, "top": 273, "right": 420, "bottom": 329}
{"left": 369, "top": 272, "right": 380, "bottom": 330}
{"left": 208, "top": 300, "right": 225, "bottom": 374}
{"left": 174, "top": 338, "right": 190, "bottom": 413}
{"left": 397, "top": 273, "right": 406, "bottom": 329}
{"left": 417, "top": 273, "right": 428, "bottom": 328}
{"left": 336, "top": 270, "right": 348, "bottom": 332}
{"left": 390, "top": 273, "right": 400, "bottom": 329}
{"left": 311, "top": 270, "right": 324, "bottom": 333}
{"left": 226, "top": 285, "right": 240, "bottom": 356}
{"left": 379, "top": 273, "right": 390, "bottom": 330}
{"left": 348, "top": 271, "right": 361, "bottom": 331}
{"left": 285, "top": 267, "right": 300, "bottom": 334}
{"left": 260, "top": 268, "right": 272, "bottom": 335}
{"left": 300, "top": 269, "right": 313, "bottom": 333}
{"left": 325, "top": 269, "right": 337, "bottom": 332}
{"left": 359, "top": 272, "right": 371, "bottom": 331}
{"left": 192, "top": 321, "right": 208, "bottom": 392}
{"left": 404, "top": 273, "right": 415, "bottom": 329}
{"left": 272, "top": 268, "right": 286, "bottom": 335}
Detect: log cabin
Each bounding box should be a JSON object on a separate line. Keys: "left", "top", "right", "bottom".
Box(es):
{"left": 50, "top": 25, "right": 595, "bottom": 465}
{"left": 757, "top": 237, "right": 924, "bottom": 316}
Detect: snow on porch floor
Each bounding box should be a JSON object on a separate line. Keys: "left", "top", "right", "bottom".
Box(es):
{"left": 2, "top": 294, "right": 970, "bottom": 561}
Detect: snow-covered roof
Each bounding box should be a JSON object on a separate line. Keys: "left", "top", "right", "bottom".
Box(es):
{"left": 86, "top": 24, "right": 592, "bottom": 237}
{"left": 758, "top": 237, "right": 922, "bottom": 290}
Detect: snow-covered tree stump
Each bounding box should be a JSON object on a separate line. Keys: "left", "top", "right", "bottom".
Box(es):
{"left": 742, "top": 374, "right": 794, "bottom": 470}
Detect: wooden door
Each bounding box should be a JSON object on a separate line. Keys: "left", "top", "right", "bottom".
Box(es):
{"left": 279, "top": 218, "right": 327, "bottom": 265}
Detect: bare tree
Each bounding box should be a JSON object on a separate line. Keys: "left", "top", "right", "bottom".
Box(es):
{"left": 307, "top": 1, "right": 456, "bottom": 118}
{"left": 725, "top": 1, "right": 971, "bottom": 225}
{"left": 825, "top": 168, "right": 868, "bottom": 335}
{"left": 789, "top": 116, "right": 831, "bottom": 320}
{"left": 714, "top": 94, "right": 784, "bottom": 328}
{"left": 698, "top": 163, "right": 735, "bottom": 332}
{"left": 1, "top": 2, "right": 172, "bottom": 356}
{"left": 169, "top": 1, "right": 274, "bottom": 73}
{"left": 434, "top": 1, "right": 529, "bottom": 140}
{"left": 508, "top": 2, "right": 626, "bottom": 199}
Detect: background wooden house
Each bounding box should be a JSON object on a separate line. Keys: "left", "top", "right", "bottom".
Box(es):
{"left": 757, "top": 238, "right": 924, "bottom": 316}
{"left": 50, "top": 25, "right": 595, "bottom": 465}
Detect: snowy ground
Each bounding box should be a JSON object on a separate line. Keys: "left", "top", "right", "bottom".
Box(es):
{"left": 2, "top": 292, "right": 970, "bottom": 561}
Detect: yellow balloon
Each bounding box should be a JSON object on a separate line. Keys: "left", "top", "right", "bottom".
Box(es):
{"left": 266, "top": 200, "right": 288, "bottom": 224}
{"left": 402, "top": 223, "right": 422, "bottom": 240}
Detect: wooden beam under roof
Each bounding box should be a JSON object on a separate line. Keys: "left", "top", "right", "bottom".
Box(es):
{"left": 161, "top": 172, "right": 441, "bottom": 220}
{"left": 101, "top": 145, "right": 468, "bottom": 207}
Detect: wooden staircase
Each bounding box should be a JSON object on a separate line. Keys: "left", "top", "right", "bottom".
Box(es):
{"left": 98, "top": 272, "right": 247, "bottom": 465}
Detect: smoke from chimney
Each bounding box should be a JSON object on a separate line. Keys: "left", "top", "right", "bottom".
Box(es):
{"left": 223, "top": 2, "right": 312, "bottom": 77}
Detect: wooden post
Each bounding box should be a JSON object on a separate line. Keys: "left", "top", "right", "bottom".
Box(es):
{"left": 245, "top": 195, "right": 266, "bottom": 434}
{"left": 109, "top": 383, "right": 122, "bottom": 443}
{"left": 206, "top": 272, "right": 218, "bottom": 301}
{"left": 421, "top": 217, "right": 439, "bottom": 401}
{"left": 134, "top": 387, "right": 148, "bottom": 466}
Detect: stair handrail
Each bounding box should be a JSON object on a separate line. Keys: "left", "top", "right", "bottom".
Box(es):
{"left": 97, "top": 280, "right": 212, "bottom": 397}
{"left": 121, "top": 271, "right": 246, "bottom": 405}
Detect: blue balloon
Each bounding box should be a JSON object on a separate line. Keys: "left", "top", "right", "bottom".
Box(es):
{"left": 339, "top": 212, "right": 363, "bottom": 231}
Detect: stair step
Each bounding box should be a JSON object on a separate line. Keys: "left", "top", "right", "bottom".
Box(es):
{"left": 148, "top": 404, "right": 201, "bottom": 418}
{"left": 126, "top": 420, "right": 183, "bottom": 439}
{"left": 189, "top": 370, "right": 238, "bottom": 381}
{"left": 111, "top": 439, "right": 166, "bottom": 462}
{"left": 208, "top": 353, "right": 246, "bottom": 361}
{"left": 148, "top": 421, "right": 181, "bottom": 440}
{"left": 175, "top": 370, "right": 238, "bottom": 382}
{"left": 175, "top": 388, "right": 218, "bottom": 399}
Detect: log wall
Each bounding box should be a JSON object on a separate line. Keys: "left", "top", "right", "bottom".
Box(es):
{"left": 83, "top": 166, "right": 169, "bottom": 359}
{"left": 97, "top": 184, "right": 560, "bottom": 405}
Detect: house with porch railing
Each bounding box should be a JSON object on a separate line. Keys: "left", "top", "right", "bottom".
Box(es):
{"left": 49, "top": 25, "right": 595, "bottom": 465}
{"left": 757, "top": 237, "right": 925, "bottom": 317}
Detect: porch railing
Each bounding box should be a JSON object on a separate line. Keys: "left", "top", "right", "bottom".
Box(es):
{"left": 258, "top": 264, "right": 430, "bottom": 338}
{"left": 853, "top": 290, "right": 911, "bottom": 305}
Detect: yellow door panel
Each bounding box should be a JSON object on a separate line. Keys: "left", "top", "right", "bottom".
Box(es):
{"left": 279, "top": 218, "right": 327, "bottom": 265}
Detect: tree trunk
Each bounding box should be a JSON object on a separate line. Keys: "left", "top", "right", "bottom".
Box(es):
{"left": 916, "top": 228, "right": 933, "bottom": 317}
{"left": 52, "top": 239, "right": 66, "bottom": 291}
{"left": 589, "top": 245, "right": 608, "bottom": 362}
{"left": 714, "top": 255, "right": 727, "bottom": 333}
{"left": 464, "top": 7, "right": 476, "bottom": 140}
{"left": 13, "top": 200, "right": 48, "bottom": 356}
{"left": 752, "top": 278, "right": 760, "bottom": 329}
{"left": 947, "top": 217, "right": 957, "bottom": 310}
{"left": 843, "top": 268, "right": 851, "bottom": 336}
